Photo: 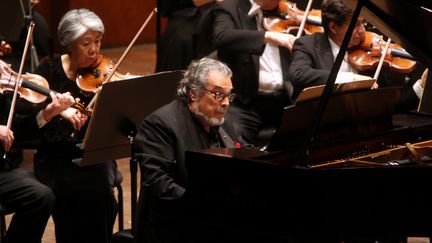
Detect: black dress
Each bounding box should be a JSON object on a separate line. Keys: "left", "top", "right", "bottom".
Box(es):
{"left": 33, "top": 57, "right": 117, "bottom": 243}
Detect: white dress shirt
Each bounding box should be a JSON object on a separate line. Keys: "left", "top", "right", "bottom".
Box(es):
{"left": 328, "top": 37, "right": 359, "bottom": 83}
{"left": 248, "top": 1, "right": 284, "bottom": 93}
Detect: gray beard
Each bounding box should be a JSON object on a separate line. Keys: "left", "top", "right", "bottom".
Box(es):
{"left": 191, "top": 103, "right": 225, "bottom": 127}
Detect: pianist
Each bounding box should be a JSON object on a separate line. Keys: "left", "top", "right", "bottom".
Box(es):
{"left": 133, "top": 57, "right": 248, "bottom": 243}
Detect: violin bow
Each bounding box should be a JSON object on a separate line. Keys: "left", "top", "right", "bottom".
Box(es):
{"left": 86, "top": 8, "right": 158, "bottom": 111}
{"left": 372, "top": 37, "right": 392, "bottom": 84}
{"left": 2, "top": 21, "right": 35, "bottom": 156}
{"left": 6, "top": 22, "right": 35, "bottom": 130}
{"left": 296, "top": 0, "right": 314, "bottom": 38}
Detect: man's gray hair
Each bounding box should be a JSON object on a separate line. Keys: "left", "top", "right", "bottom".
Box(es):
{"left": 177, "top": 58, "right": 232, "bottom": 101}
{"left": 58, "top": 9, "right": 104, "bottom": 50}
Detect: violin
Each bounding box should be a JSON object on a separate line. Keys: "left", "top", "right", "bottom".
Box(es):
{"left": 76, "top": 55, "right": 136, "bottom": 93}
{"left": 0, "top": 59, "right": 86, "bottom": 112}
{"left": 348, "top": 31, "right": 416, "bottom": 74}
{"left": 262, "top": 0, "right": 323, "bottom": 35}
{"left": 81, "top": 8, "right": 156, "bottom": 112}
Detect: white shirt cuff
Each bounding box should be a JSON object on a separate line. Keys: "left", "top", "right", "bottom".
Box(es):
{"left": 413, "top": 80, "right": 424, "bottom": 99}
{"left": 36, "top": 110, "right": 49, "bottom": 128}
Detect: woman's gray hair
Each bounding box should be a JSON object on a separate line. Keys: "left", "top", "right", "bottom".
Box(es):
{"left": 177, "top": 58, "right": 232, "bottom": 101}
{"left": 58, "top": 9, "right": 104, "bottom": 50}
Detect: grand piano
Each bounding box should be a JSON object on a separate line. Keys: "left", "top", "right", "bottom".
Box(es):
{"left": 183, "top": 0, "right": 432, "bottom": 240}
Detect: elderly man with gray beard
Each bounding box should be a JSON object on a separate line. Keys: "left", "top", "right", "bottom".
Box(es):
{"left": 133, "top": 57, "right": 248, "bottom": 243}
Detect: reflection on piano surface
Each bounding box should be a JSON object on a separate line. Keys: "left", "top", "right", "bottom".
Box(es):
{"left": 341, "top": 140, "right": 432, "bottom": 167}
{"left": 182, "top": 0, "right": 432, "bottom": 240}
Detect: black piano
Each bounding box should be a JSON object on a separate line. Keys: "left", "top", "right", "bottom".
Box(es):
{"left": 184, "top": 0, "right": 432, "bottom": 240}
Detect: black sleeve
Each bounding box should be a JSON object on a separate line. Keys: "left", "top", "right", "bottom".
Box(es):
{"left": 289, "top": 37, "right": 330, "bottom": 97}
{"left": 395, "top": 85, "right": 420, "bottom": 113}
{"left": 211, "top": 6, "right": 266, "bottom": 55}
{"left": 157, "top": 0, "right": 195, "bottom": 17}
{"left": 134, "top": 115, "right": 185, "bottom": 200}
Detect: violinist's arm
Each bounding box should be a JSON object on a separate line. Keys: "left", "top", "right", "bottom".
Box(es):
{"left": 289, "top": 36, "right": 330, "bottom": 89}
{"left": 211, "top": 0, "right": 296, "bottom": 50}
{"left": 0, "top": 125, "right": 14, "bottom": 151}
{"left": 58, "top": 107, "right": 88, "bottom": 131}
{"left": 212, "top": 7, "right": 267, "bottom": 54}
{"left": 264, "top": 31, "right": 296, "bottom": 50}
{"left": 36, "top": 92, "right": 75, "bottom": 127}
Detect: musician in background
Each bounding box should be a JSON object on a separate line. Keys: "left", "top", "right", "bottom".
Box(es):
{"left": 134, "top": 58, "right": 249, "bottom": 243}
{"left": 210, "top": 0, "right": 296, "bottom": 146}
{"left": 0, "top": 88, "right": 75, "bottom": 242}
{"left": 0, "top": 126, "right": 53, "bottom": 243}
{"left": 156, "top": 0, "right": 221, "bottom": 72}
{"left": 289, "top": 0, "right": 426, "bottom": 106}
{"left": 32, "top": 9, "right": 117, "bottom": 243}
{"left": 289, "top": 0, "right": 369, "bottom": 99}
{"left": 2, "top": 0, "right": 52, "bottom": 72}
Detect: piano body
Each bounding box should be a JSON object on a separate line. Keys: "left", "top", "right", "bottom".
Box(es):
{"left": 182, "top": 0, "right": 432, "bottom": 240}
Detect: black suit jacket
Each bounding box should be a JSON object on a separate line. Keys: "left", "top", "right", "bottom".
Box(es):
{"left": 134, "top": 99, "right": 243, "bottom": 200}
{"left": 212, "top": 0, "right": 293, "bottom": 104}
{"left": 290, "top": 32, "right": 421, "bottom": 110}
{"left": 289, "top": 32, "right": 335, "bottom": 98}
{"left": 133, "top": 99, "right": 245, "bottom": 243}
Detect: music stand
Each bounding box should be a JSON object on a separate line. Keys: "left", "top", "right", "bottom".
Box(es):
{"left": 266, "top": 87, "right": 401, "bottom": 153}
{"left": 296, "top": 78, "right": 375, "bottom": 103}
{"left": 75, "top": 70, "right": 182, "bottom": 232}
{"left": 77, "top": 70, "right": 181, "bottom": 165}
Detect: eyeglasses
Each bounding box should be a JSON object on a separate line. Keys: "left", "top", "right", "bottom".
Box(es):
{"left": 204, "top": 88, "right": 236, "bottom": 102}
{"left": 355, "top": 19, "right": 368, "bottom": 29}
{"left": 343, "top": 19, "right": 368, "bottom": 29}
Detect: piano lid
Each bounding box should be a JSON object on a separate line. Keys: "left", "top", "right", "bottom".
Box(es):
{"left": 346, "top": 0, "right": 432, "bottom": 66}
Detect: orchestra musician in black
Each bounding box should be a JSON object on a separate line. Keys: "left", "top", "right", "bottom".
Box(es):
{"left": 289, "top": 0, "right": 427, "bottom": 110}
{"left": 156, "top": 0, "right": 220, "bottom": 72}
{"left": 209, "top": 0, "right": 296, "bottom": 146}
{"left": 0, "top": 86, "right": 74, "bottom": 243}
{"left": 32, "top": 9, "right": 118, "bottom": 243}
{"left": 0, "top": 125, "right": 53, "bottom": 243}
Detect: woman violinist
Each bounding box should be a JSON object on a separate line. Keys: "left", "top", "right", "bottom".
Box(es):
{"left": 32, "top": 9, "right": 117, "bottom": 243}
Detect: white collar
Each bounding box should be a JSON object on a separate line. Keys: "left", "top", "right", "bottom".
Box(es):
{"left": 248, "top": 0, "right": 262, "bottom": 16}
{"left": 328, "top": 37, "right": 344, "bottom": 60}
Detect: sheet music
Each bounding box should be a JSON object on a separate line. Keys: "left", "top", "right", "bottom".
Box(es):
{"left": 296, "top": 75, "right": 375, "bottom": 103}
